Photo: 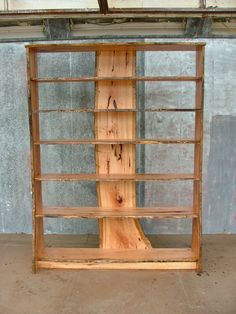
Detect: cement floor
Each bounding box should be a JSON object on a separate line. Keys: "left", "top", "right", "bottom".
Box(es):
{"left": 0, "top": 234, "right": 235, "bottom": 314}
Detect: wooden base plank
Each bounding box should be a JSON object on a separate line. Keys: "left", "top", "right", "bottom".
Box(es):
{"left": 37, "top": 261, "right": 197, "bottom": 270}
{"left": 41, "top": 247, "right": 195, "bottom": 262}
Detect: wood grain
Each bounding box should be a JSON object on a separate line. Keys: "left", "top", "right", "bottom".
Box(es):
{"left": 26, "top": 42, "right": 205, "bottom": 53}
{"left": 41, "top": 247, "right": 196, "bottom": 262}
{"left": 27, "top": 47, "right": 44, "bottom": 272}
{"left": 36, "top": 206, "right": 198, "bottom": 219}
{"left": 95, "top": 49, "right": 151, "bottom": 249}
{"left": 37, "top": 108, "right": 200, "bottom": 113}
{"left": 35, "top": 173, "right": 198, "bottom": 181}
{"left": 192, "top": 46, "right": 205, "bottom": 272}
{"left": 34, "top": 139, "right": 198, "bottom": 145}
{"left": 37, "top": 261, "right": 197, "bottom": 270}
{"left": 32, "top": 76, "right": 201, "bottom": 82}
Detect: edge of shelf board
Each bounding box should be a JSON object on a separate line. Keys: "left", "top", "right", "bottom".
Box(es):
{"left": 36, "top": 206, "right": 198, "bottom": 219}
{"left": 39, "top": 247, "right": 196, "bottom": 263}
{"left": 33, "top": 108, "right": 202, "bottom": 114}
{"left": 36, "top": 108, "right": 201, "bottom": 113}
{"left": 35, "top": 173, "right": 199, "bottom": 181}
{"left": 36, "top": 260, "right": 197, "bottom": 270}
{"left": 34, "top": 139, "right": 198, "bottom": 145}
{"left": 31, "top": 76, "right": 202, "bottom": 83}
{"left": 26, "top": 42, "right": 205, "bottom": 53}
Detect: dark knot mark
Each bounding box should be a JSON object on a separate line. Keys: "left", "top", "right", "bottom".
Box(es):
{"left": 107, "top": 95, "right": 112, "bottom": 109}
{"left": 107, "top": 97, "right": 117, "bottom": 109}
{"left": 113, "top": 99, "right": 117, "bottom": 109}
{"left": 117, "top": 195, "right": 123, "bottom": 204}
{"left": 111, "top": 144, "right": 123, "bottom": 161}
{"left": 106, "top": 159, "right": 110, "bottom": 173}
{"left": 125, "top": 52, "right": 129, "bottom": 67}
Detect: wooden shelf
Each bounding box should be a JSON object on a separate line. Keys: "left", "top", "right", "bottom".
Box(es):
{"left": 34, "top": 139, "right": 198, "bottom": 145}
{"left": 40, "top": 247, "right": 195, "bottom": 262}
{"left": 36, "top": 206, "right": 198, "bottom": 219}
{"left": 26, "top": 42, "right": 205, "bottom": 53}
{"left": 31, "top": 76, "right": 202, "bottom": 83}
{"left": 36, "top": 108, "right": 200, "bottom": 113}
{"left": 37, "top": 247, "right": 197, "bottom": 270}
{"left": 27, "top": 42, "right": 204, "bottom": 272}
{"left": 35, "top": 173, "right": 198, "bottom": 181}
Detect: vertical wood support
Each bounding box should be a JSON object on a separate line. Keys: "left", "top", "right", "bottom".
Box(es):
{"left": 27, "top": 48, "right": 44, "bottom": 272}
{"left": 192, "top": 46, "right": 204, "bottom": 272}
{"left": 95, "top": 50, "right": 151, "bottom": 249}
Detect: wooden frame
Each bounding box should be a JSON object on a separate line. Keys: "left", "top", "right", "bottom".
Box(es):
{"left": 26, "top": 42, "right": 205, "bottom": 272}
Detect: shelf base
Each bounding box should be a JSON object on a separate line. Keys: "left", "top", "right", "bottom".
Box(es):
{"left": 35, "top": 247, "right": 198, "bottom": 270}
{"left": 37, "top": 260, "right": 197, "bottom": 270}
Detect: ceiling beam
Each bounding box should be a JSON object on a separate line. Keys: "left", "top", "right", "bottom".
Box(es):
{"left": 97, "top": 0, "right": 109, "bottom": 14}
{"left": 0, "top": 8, "right": 235, "bottom": 22}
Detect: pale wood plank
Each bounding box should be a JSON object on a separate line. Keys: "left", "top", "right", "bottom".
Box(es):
{"left": 192, "top": 46, "right": 205, "bottom": 272}
{"left": 32, "top": 75, "right": 201, "bottom": 82}
{"left": 26, "top": 42, "right": 206, "bottom": 53}
{"left": 34, "top": 139, "right": 198, "bottom": 145}
{"left": 37, "top": 108, "right": 200, "bottom": 113}
{"left": 37, "top": 261, "right": 197, "bottom": 270}
{"left": 27, "top": 47, "right": 44, "bottom": 272}
{"left": 95, "top": 49, "right": 151, "bottom": 249}
{"left": 35, "top": 173, "right": 198, "bottom": 181}
{"left": 41, "top": 247, "right": 196, "bottom": 262}
{"left": 36, "top": 206, "right": 198, "bottom": 219}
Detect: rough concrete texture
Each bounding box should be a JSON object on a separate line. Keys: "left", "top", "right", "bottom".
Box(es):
{"left": 0, "top": 234, "right": 236, "bottom": 314}
{"left": 0, "top": 39, "right": 236, "bottom": 234}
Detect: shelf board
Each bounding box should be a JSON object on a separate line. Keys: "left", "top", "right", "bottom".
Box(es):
{"left": 37, "top": 260, "right": 197, "bottom": 270}
{"left": 31, "top": 76, "right": 202, "bottom": 83}
{"left": 36, "top": 108, "right": 200, "bottom": 113}
{"left": 40, "top": 247, "right": 196, "bottom": 263}
{"left": 34, "top": 139, "right": 198, "bottom": 145}
{"left": 36, "top": 206, "right": 198, "bottom": 219}
{"left": 35, "top": 173, "right": 198, "bottom": 181}
{"left": 27, "top": 42, "right": 205, "bottom": 53}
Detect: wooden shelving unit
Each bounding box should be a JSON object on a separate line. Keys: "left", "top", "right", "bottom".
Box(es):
{"left": 26, "top": 42, "right": 205, "bottom": 272}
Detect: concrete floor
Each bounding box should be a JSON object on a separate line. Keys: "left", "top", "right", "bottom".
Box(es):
{"left": 0, "top": 234, "right": 235, "bottom": 314}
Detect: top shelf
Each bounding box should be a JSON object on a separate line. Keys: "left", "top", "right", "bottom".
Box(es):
{"left": 26, "top": 42, "right": 206, "bottom": 53}
{"left": 31, "top": 76, "right": 202, "bottom": 83}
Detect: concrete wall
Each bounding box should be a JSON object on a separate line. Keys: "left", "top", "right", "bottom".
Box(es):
{"left": 0, "top": 39, "right": 236, "bottom": 234}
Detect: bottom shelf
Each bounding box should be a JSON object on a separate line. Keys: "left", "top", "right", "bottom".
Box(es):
{"left": 36, "top": 247, "right": 197, "bottom": 270}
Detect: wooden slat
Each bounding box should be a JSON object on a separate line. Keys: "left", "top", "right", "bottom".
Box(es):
{"left": 37, "top": 260, "right": 197, "bottom": 270}
{"left": 192, "top": 45, "right": 205, "bottom": 272}
{"left": 32, "top": 76, "right": 201, "bottom": 83}
{"left": 34, "top": 139, "right": 198, "bottom": 145}
{"left": 27, "top": 47, "right": 45, "bottom": 273}
{"left": 36, "top": 108, "right": 200, "bottom": 113}
{"left": 35, "top": 173, "right": 198, "bottom": 181}
{"left": 26, "top": 42, "right": 206, "bottom": 53}
{"left": 40, "top": 247, "right": 196, "bottom": 262}
{"left": 36, "top": 206, "right": 197, "bottom": 219}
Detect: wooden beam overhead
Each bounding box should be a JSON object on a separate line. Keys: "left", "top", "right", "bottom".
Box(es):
{"left": 97, "top": 0, "right": 109, "bottom": 14}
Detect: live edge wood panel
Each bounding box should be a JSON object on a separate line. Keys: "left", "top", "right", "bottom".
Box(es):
{"left": 95, "top": 49, "right": 151, "bottom": 250}
{"left": 26, "top": 42, "right": 205, "bottom": 272}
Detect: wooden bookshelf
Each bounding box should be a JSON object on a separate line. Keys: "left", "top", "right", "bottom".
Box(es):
{"left": 26, "top": 42, "right": 205, "bottom": 272}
